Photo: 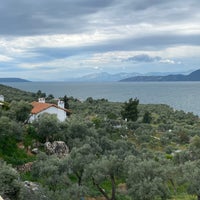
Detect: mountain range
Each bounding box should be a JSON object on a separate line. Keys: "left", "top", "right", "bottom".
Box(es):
{"left": 1, "top": 70, "right": 198, "bottom": 82}
{"left": 120, "top": 69, "right": 200, "bottom": 82}
{"left": 65, "top": 72, "right": 142, "bottom": 82}
{"left": 65, "top": 71, "right": 191, "bottom": 82}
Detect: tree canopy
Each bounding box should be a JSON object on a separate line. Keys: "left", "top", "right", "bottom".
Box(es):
{"left": 121, "top": 98, "right": 139, "bottom": 121}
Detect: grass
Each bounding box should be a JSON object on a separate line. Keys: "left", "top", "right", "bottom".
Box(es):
{"left": 171, "top": 193, "right": 196, "bottom": 200}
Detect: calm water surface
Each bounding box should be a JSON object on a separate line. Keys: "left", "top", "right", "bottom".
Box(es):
{"left": 4, "top": 82, "right": 200, "bottom": 115}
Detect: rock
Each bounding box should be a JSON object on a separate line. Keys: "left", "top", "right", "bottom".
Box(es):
{"left": 0, "top": 196, "right": 10, "bottom": 200}
{"left": 44, "top": 141, "right": 69, "bottom": 158}
{"left": 24, "top": 181, "right": 39, "bottom": 191}
{"left": 44, "top": 142, "right": 54, "bottom": 155}
{"left": 16, "top": 162, "right": 33, "bottom": 173}
{"left": 22, "top": 181, "right": 48, "bottom": 199}
{"left": 31, "top": 148, "right": 39, "bottom": 154}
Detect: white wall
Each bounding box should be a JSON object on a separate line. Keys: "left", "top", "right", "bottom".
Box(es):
{"left": 0, "top": 95, "right": 4, "bottom": 102}
{"left": 29, "top": 106, "right": 68, "bottom": 123}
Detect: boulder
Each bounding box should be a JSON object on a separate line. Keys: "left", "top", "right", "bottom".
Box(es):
{"left": 31, "top": 148, "right": 39, "bottom": 154}
{"left": 24, "top": 181, "right": 39, "bottom": 191}
{"left": 44, "top": 141, "right": 69, "bottom": 157}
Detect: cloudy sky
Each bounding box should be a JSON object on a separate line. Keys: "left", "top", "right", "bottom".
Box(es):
{"left": 0, "top": 0, "right": 200, "bottom": 81}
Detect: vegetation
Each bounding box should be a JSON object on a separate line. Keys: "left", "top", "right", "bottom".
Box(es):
{"left": 1, "top": 84, "right": 200, "bottom": 199}
{"left": 0, "top": 84, "right": 36, "bottom": 102}
{"left": 121, "top": 97, "right": 139, "bottom": 121}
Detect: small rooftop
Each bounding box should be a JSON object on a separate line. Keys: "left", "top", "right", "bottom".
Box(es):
{"left": 31, "top": 101, "right": 71, "bottom": 114}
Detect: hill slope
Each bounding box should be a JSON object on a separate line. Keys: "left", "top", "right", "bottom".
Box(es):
{"left": 120, "top": 69, "right": 200, "bottom": 82}
{"left": 0, "top": 84, "right": 36, "bottom": 102}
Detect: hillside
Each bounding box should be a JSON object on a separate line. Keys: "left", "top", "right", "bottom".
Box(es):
{"left": 1, "top": 95, "right": 200, "bottom": 200}
{"left": 120, "top": 69, "right": 200, "bottom": 82}
{"left": 0, "top": 84, "right": 36, "bottom": 102}
{"left": 0, "top": 78, "right": 30, "bottom": 82}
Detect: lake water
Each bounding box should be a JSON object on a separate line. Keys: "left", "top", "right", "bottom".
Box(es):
{"left": 3, "top": 82, "right": 200, "bottom": 116}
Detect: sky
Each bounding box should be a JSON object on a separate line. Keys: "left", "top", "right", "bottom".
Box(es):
{"left": 0, "top": 0, "right": 200, "bottom": 81}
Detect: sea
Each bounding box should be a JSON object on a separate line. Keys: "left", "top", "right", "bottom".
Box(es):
{"left": 3, "top": 81, "right": 200, "bottom": 116}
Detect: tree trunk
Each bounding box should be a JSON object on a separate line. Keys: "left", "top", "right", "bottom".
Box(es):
{"left": 75, "top": 172, "right": 82, "bottom": 186}
{"left": 110, "top": 174, "right": 116, "bottom": 200}
{"left": 92, "top": 177, "right": 110, "bottom": 200}
{"left": 169, "top": 179, "right": 177, "bottom": 193}
{"left": 198, "top": 195, "right": 200, "bottom": 200}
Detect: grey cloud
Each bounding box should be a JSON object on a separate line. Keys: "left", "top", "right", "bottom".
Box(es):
{"left": 101, "top": 33, "right": 200, "bottom": 52}
{"left": 124, "top": 54, "right": 161, "bottom": 63}
{"left": 0, "top": 63, "right": 22, "bottom": 72}
{"left": 122, "top": 0, "right": 169, "bottom": 11}
{"left": 125, "top": 0, "right": 199, "bottom": 12}
{"left": 123, "top": 54, "right": 180, "bottom": 65}
{"left": 29, "top": 47, "right": 82, "bottom": 59}
{"left": 102, "top": 0, "right": 200, "bottom": 27}
{"left": 0, "top": 0, "right": 114, "bottom": 35}
{"left": 81, "top": 33, "right": 200, "bottom": 53}
{"left": 26, "top": 33, "right": 200, "bottom": 60}
{"left": 0, "top": 0, "right": 199, "bottom": 36}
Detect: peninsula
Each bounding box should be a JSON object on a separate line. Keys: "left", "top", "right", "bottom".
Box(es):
{"left": 120, "top": 69, "right": 200, "bottom": 82}
{"left": 0, "top": 78, "right": 30, "bottom": 82}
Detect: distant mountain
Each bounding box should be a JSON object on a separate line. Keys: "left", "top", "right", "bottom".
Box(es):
{"left": 65, "top": 70, "right": 192, "bottom": 82}
{"left": 187, "top": 69, "right": 200, "bottom": 81}
{"left": 120, "top": 69, "right": 200, "bottom": 82}
{"left": 66, "top": 72, "right": 142, "bottom": 82}
{"left": 144, "top": 70, "right": 191, "bottom": 76}
{"left": 0, "top": 78, "right": 30, "bottom": 82}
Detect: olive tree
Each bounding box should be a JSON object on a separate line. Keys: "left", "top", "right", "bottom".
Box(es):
{"left": 125, "top": 157, "right": 170, "bottom": 200}
{"left": 53, "top": 184, "right": 86, "bottom": 200}
{"left": 0, "top": 161, "right": 21, "bottom": 200}
{"left": 64, "top": 143, "right": 98, "bottom": 186}
{"left": 183, "top": 160, "right": 200, "bottom": 200}
{"left": 9, "top": 100, "right": 32, "bottom": 122}
{"left": 32, "top": 113, "right": 60, "bottom": 142}
{"left": 84, "top": 154, "right": 124, "bottom": 200}
{"left": 19, "top": 185, "right": 52, "bottom": 200}
{"left": 0, "top": 116, "right": 23, "bottom": 156}
{"left": 31, "top": 153, "right": 70, "bottom": 191}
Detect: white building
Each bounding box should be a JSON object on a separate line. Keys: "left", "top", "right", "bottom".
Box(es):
{"left": 0, "top": 95, "right": 4, "bottom": 106}
{"left": 0, "top": 95, "right": 4, "bottom": 102}
{"left": 29, "top": 98, "right": 71, "bottom": 122}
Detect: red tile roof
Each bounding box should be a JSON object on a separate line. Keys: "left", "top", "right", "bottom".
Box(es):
{"left": 31, "top": 101, "right": 71, "bottom": 114}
